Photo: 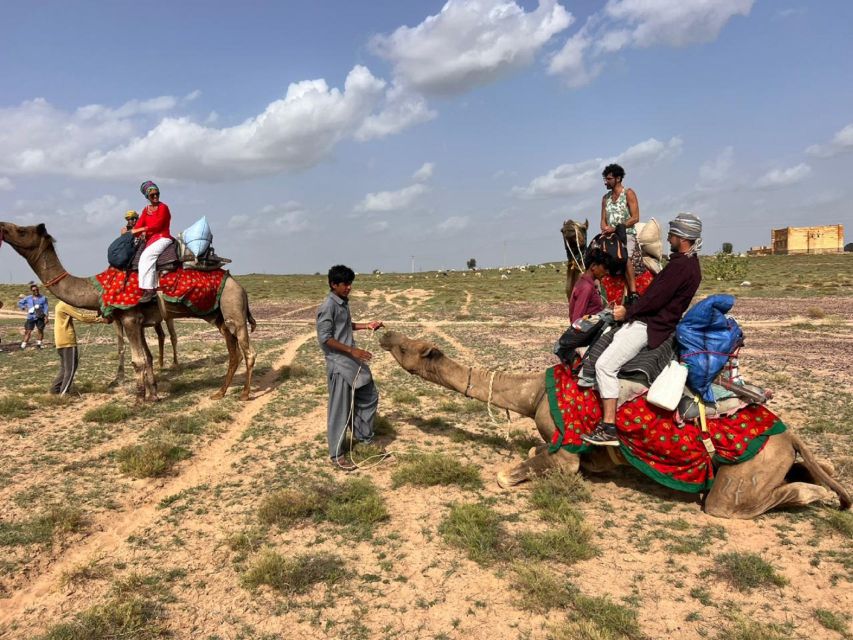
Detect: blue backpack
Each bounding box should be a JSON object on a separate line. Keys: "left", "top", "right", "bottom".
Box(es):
{"left": 676, "top": 294, "right": 744, "bottom": 403}
{"left": 107, "top": 234, "right": 137, "bottom": 270}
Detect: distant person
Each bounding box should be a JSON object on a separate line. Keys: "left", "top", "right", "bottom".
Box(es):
{"left": 131, "top": 181, "right": 172, "bottom": 304}
{"left": 583, "top": 213, "right": 703, "bottom": 447}
{"left": 569, "top": 248, "right": 610, "bottom": 324}
{"left": 17, "top": 284, "right": 49, "bottom": 349}
{"left": 600, "top": 163, "right": 639, "bottom": 303}
{"left": 121, "top": 209, "right": 139, "bottom": 234}
{"left": 317, "top": 265, "right": 384, "bottom": 470}
{"left": 51, "top": 301, "right": 110, "bottom": 395}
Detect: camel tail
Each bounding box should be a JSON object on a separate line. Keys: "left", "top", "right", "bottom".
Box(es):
{"left": 247, "top": 304, "right": 257, "bottom": 333}
{"left": 790, "top": 432, "right": 852, "bottom": 510}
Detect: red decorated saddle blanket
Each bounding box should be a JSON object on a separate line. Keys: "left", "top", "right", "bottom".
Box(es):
{"left": 601, "top": 271, "right": 654, "bottom": 306}
{"left": 545, "top": 363, "right": 786, "bottom": 493}
{"left": 91, "top": 267, "right": 228, "bottom": 317}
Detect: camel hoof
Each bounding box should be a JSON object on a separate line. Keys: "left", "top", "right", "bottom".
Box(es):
{"left": 239, "top": 393, "right": 251, "bottom": 402}
{"left": 496, "top": 470, "right": 512, "bottom": 489}
{"left": 210, "top": 391, "right": 225, "bottom": 400}
{"left": 144, "top": 395, "right": 161, "bottom": 403}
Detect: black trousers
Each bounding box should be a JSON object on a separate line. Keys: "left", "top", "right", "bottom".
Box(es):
{"left": 51, "top": 346, "right": 79, "bottom": 395}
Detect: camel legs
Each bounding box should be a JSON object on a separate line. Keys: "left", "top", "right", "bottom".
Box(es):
{"left": 704, "top": 433, "right": 836, "bottom": 519}
{"left": 120, "top": 315, "right": 158, "bottom": 401}
{"left": 154, "top": 322, "right": 166, "bottom": 368}
{"left": 210, "top": 319, "right": 240, "bottom": 400}
{"left": 112, "top": 322, "right": 126, "bottom": 386}
{"left": 165, "top": 318, "right": 179, "bottom": 366}
{"left": 216, "top": 278, "right": 256, "bottom": 401}
{"left": 497, "top": 447, "right": 580, "bottom": 488}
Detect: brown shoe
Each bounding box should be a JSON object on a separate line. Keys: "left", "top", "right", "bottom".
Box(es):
{"left": 331, "top": 455, "right": 357, "bottom": 471}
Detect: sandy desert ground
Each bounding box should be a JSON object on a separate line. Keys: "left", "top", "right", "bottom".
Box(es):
{"left": 0, "top": 255, "right": 851, "bottom": 640}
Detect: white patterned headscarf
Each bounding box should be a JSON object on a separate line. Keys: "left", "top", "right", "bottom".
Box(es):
{"left": 669, "top": 212, "right": 702, "bottom": 254}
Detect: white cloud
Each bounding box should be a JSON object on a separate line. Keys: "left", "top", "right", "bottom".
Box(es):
{"left": 549, "top": 0, "right": 754, "bottom": 85}
{"left": 806, "top": 123, "right": 853, "bottom": 158}
{"left": 82, "top": 194, "right": 132, "bottom": 227}
{"left": 412, "top": 162, "right": 435, "bottom": 182}
{"left": 754, "top": 163, "right": 811, "bottom": 189}
{"left": 698, "top": 146, "right": 734, "bottom": 185}
{"left": 228, "top": 201, "right": 309, "bottom": 236}
{"left": 514, "top": 136, "right": 682, "bottom": 198}
{"left": 355, "top": 84, "right": 436, "bottom": 141}
{"left": 0, "top": 66, "right": 427, "bottom": 183}
{"left": 437, "top": 215, "right": 470, "bottom": 232}
{"left": 355, "top": 183, "right": 428, "bottom": 213}
{"left": 371, "top": 0, "right": 573, "bottom": 96}
{"left": 0, "top": 176, "right": 13, "bottom": 191}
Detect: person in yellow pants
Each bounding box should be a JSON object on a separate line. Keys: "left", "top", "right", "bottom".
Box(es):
{"left": 51, "top": 301, "right": 110, "bottom": 395}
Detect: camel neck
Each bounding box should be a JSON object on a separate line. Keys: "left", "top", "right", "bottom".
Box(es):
{"left": 424, "top": 354, "right": 542, "bottom": 417}
{"left": 27, "top": 238, "right": 101, "bottom": 310}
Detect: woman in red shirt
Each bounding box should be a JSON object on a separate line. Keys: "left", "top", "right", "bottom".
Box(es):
{"left": 132, "top": 181, "right": 172, "bottom": 303}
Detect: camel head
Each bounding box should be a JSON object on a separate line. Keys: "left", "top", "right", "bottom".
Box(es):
{"left": 560, "top": 218, "right": 588, "bottom": 249}
{"left": 379, "top": 330, "right": 444, "bottom": 374}
{"left": 0, "top": 222, "right": 55, "bottom": 257}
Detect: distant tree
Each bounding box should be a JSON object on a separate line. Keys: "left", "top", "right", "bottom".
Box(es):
{"left": 845, "top": 242, "right": 853, "bottom": 253}
{"left": 466, "top": 258, "right": 477, "bottom": 270}
{"left": 722, "top": 242, "right": 733, "bottom": 254}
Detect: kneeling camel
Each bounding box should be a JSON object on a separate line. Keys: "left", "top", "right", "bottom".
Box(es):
{"left": 379, "top": 330, "right": 850, "bottom": 519}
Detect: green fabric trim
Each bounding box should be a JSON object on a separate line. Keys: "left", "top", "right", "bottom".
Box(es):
{"left": 545, "top": 367, "right": 592, "bottom": 455}
{"left": 713, "top": 419, "right": 786, "bottom": 466}
{"left": 619, "top": 445, "right": 713, "bottom": 494}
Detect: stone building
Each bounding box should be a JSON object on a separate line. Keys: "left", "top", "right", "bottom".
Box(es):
{"left": 770, "top": 225, "right": 844, "bottom": 255}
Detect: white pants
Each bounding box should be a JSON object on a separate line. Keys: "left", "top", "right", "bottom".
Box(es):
{"left": 595, "top": 321, "right": 648, "bottom": 399}
{"left": 138, "top": 237, "right": 172, "bottom": 290}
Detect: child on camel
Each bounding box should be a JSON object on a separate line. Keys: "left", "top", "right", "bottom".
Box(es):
{"left": 316, "top": 265, "right": 384, "bottom": 470}
{"left": 132, "top": 181, "right": 171, "bottom": 304}
{"left": 569, "top": 248, "right": 611, "bottom": 324}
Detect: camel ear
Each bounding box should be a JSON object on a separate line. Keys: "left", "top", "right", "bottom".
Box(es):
{"left": 36, "top": 223, "right": 48, "bottom": 236}
{"left": 420, "top": 344, "right": 443, "bottom": 359}
{"left": 583, "top": 219, "right": 589, "bottom": 229}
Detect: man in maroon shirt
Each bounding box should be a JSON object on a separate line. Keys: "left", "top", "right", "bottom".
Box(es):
{"left": 582, "top": 213, "right": 703, "bottom": 446}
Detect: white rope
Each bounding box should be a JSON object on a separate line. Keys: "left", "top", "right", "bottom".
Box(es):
{"left": 334, "top": 328, "right": 393, "bottom": 471}
{"left": 564, "top": 221, "right": 587, "bottom": 274}
{"left": 486, "top": 369, "right": 512, "bottom": 426}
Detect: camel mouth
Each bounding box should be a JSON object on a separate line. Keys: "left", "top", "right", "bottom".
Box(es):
{"left": 378, "top": 331, "right": 397, "bottom": 350}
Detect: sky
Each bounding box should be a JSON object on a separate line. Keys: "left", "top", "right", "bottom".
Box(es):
{"left": 1, "top": 0, "right": 852, "bottom": 281}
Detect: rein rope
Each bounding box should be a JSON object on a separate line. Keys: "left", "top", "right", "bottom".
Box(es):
{"left": 563, "top": 222, "right": 587, "bottom": 273}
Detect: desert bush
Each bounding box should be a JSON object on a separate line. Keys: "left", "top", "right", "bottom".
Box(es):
{"left": 84, "top": 402, "right": 134, "bottom": 424}
{"left": 0, "top": 395, "right": 34, "bottom": 418}
{"left": 704, "top": 251, "right": 748, "bottom": 281}
{"left": 530, "top": 468, "right": 591, "bottom": 522}
{"left": 38, "top": 596, "right": 164, "bottom": 640}
{"left": 516, "top": 519, "right": 596, "bottom": 564}
{"left": 391, "top": 452, "right": 482, "bottom": 489}
{"left": 0, "top": 505, "right": 85, "bottom": 546}
{"left": 511, "top": 562, "right": 575, "bottom": 612}
{"left": 439, "top": 502, "right": 503, "bottom": 564}
{"left": 714, "top": 552, "right": 788, "bottom": 591}
{"left": 241, "top": 550, "right": 347, "bottom": 595}
{"left": 115, "top": 439, "right": 190, "bottom": 478}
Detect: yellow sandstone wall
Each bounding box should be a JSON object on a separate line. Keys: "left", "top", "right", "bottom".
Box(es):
{"left": 771, "top": 225, "right": 844, "bottom": 254}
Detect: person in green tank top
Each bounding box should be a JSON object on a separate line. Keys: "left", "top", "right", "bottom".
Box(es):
{"left": 600, "top": 163, "right": 639, "bottom": 303}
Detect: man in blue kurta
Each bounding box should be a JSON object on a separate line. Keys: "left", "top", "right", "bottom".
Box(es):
{"left": 316, "top": 265, "right": 384, "bottom": 470}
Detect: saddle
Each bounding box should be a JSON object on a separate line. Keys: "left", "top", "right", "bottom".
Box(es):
{"left": 129, "top": 238, "right": 181, "bottom": 272}
{"left": 128, "top": 238, "right": 231, "bottom": 273}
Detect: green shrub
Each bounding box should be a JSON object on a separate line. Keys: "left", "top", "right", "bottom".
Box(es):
{"left": 115, "top": 440, "right": 190, "bottom": 478}
{"left": 391, "top": 453, "right": 482, "bottom": 489}
{"left": 84, "top": 403, "right": 134, "bottom": 424}
{"left": 704, "top": 252, "right": 748, "bottom": 282}
{"left": 241, "top": 550, "right": 347, "bottom": 595}
{"left": 439, "top": 502, "right": 502, "bottom": 564}
{"left": 714, "top": 552, "right": 789, "bottom": 591}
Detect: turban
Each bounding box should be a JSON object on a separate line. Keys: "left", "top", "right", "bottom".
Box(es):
{"left": 125, "top": 210, "right": 139, "bottom": 220}
{"left": 140, "top": 180, "right": 159, "bottom": 197}
{"left": 668, "top": 213, "right": 702, "bottom": 240}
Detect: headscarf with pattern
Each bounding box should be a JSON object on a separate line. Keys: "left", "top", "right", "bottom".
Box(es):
{"left": 140, "top": 180, "right": 159, "bottom": 197}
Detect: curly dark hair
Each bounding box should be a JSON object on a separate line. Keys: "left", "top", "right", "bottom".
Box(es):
{"left": 585, "top": 247, "right": 614, "bottom": 272}
{"left": 602, "top": 163, "right": 625, "bottom": 180}
{"left": 328, "top": 264, "right": 355, "bottom": 288}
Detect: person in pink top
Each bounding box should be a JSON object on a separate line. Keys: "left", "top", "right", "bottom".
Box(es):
{"left": 569, "top": 248, "right": 610, "bottom": 324}
{"left": 132, "top": 181, "right": 172, "bottom": 303}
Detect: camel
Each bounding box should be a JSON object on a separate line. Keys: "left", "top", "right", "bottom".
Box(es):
{"left": 561, "top": 219, "right": 588, "bottom": 302}
{"left": 379, "top": 330, "right": 851, "bottom": 519}
{"left": 113, "top": 318, "right": 178, "bottom": 384}
{"left": 0, "top": 222, "right": 256, "bottom": 401}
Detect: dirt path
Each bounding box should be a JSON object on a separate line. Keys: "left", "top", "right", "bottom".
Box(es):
{"left": 0, "top": 330, "right": 315, "bottom": 629}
